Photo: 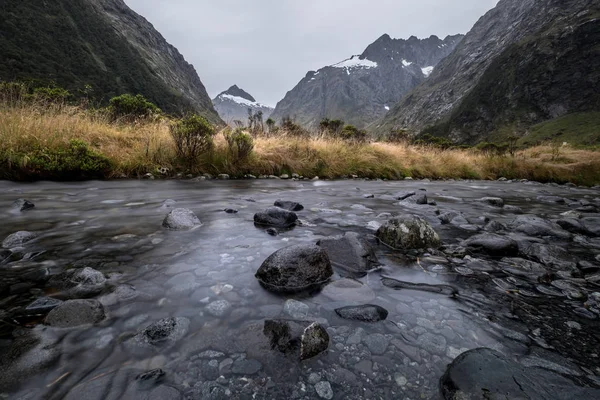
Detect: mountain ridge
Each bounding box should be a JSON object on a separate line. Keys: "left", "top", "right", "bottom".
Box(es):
{"left": 212, "top": 85, "right": 273, "bottom": 125}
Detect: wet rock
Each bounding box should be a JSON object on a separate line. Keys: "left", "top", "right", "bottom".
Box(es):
{"left": 253, "top": 207, "right": 298, "bottom": 228}
{"left": 393, "top": 191, "right": 416, "bottom": 200}
{"left": 12, "top": 198, "right": 35, "bottom": 211}
{"left": 537, "top": 195, "right": 567, "bottom": 204}
{"left": 48, "top": 267, "right": 107, "bottom": 298}
{"left": 255, "top": 244, "right": 333, "bottom": 293}
{"left": 266, "top": 228, "right": 278, "bottom": 236}
{"left": 126, "top": 317, "right": 190, "bottom": 352}
{"left": 315, "top": 381, "right": 334, "bottom": 399}
{"left": 206, "top": 300, "right": 232, "bottom": 317}
{"left": 218, "top": 174, "right": 230, "bottom": 180}
{"left": 478, "top": 197, "right": 504, "bottom": 207}
{"left": 274, "top": 200, "right": 304, "bottom": 211}
{"left": 484, "top": 220, "right": 506, "bottom": 232}
{"left": 224, "top": 208, "right": 238, "bottom": 214}
{"left": 582, "top": 216, "right": 600, "bottom": 236}
{"left": 440, "top": 348, "right": 600, "bottom": 400}
{"left": 284, "top": 299, "right": 310, "bottom": 319}
{"left": 376, "top": 215, "right": 440, "bottom": 250}
{"left": 162, "top": 208, "right": 202, "bottom": 230}
{"left": 44, "top": 299, "right": 105, "bottom": 327}
{"left": 416, "top": 332, "right": 446, "bottom": 355}
{"left": 438, "top": 211, "right": 459, "bottom": 225}
{"left": 25, "top": 297, "right": 63, "bottom": 315}
{"left": 462, "top": 233, "right": 519, "bottom": 257}
{"left": 316, "top": 232, "right": 379, "bottom": 276}
{"left": 363, "top": 333, "right": 390, "bottom": 355}
{"left": 2, "top": 231, "right": 37, "bottom": 248}
{"left": 512, "top": 215, "right": 571, "bottom": 239}
{"left": 555, "top": 218, "right": 591, "bottom": 235}
{"left": 148, "top": 386, "right": 182, "bottom": 400}
{"left": 335, "top": 305, "right": 388, "bottom": 322}
{"left": 232, "top": 359, "right": 262, "bottom": 374}
{"left": 263, "top": 319, "right": 329, "bottom": 360}
{"left": 522, "top": 243, "right": 577, "bottom": 269}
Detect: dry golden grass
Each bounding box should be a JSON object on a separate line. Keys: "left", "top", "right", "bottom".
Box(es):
{"left": 1, "top": 103, "right": 598, "bottom": 185}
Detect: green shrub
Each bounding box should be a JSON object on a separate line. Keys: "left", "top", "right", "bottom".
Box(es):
{"left": 387, "top": 129, "right": 410, "bottom": 143}
{"left": 281, "top": 116, "right": 309, "bottom": 138}
{"left": 414, "top": 134, "right": 453, "bottom": 150}
{"left": 108, "top": 94, "right": 161, "bottom": 120}
{"left": 24, "top": 139, "right": 111, "bottom": 180}
{"left": 340, "top": 125, "right": 368, "bottom": 143}
{"left": 476, "top": 142, "right": 508, "bottom": 156}
{"left": 0, "top": 81, "right": 29, "bottom": 104}
{"left": 31, "top": 86, "right": 71, "bottom": 104}
{"left": 225, "top": 128, "right": 254, "bottom": 161}
{"left": 170, "top": 114, "right": 215, "bottom": 167}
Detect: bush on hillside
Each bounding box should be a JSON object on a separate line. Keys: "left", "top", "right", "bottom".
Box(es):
{"left": 108, "top": 94, "right": 161, "bottom": 121}
{"left": 225, "top": 128, "right": 254, "bottom": 161}
{"left": 413, "top": 134, "right": 453, "bottom": 150}
{"left": 387, "top": 129, "right": 410, "bottom": 143}
{"left": 339, "top": 125, "right": 368, "bottom": 143}
{"left": 170, "top": 114, "right": 215, "bottom": 167}
{"left": 281, "top": 116, "right": 309, "bottom": 138}
{"left": 31, "top": 86, "right": 72, "bottom": 104}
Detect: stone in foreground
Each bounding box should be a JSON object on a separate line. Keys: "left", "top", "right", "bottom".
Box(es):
{"left": 254, "top": 207, "right": 298, "bottom": 228}
{"left": 125, "top": 317, "right": 190, "bottom": 353}
{"left": 316, "top": 232, "right": 379, "bottom": 276}
{"left": 376, "top": 215, "right": 440, "bottom": 250}
{"left": 2, "top": 231, "right": 37, "bottom": 248}
{"left": 263, "top": 319, "right": 329, "bottom": 360}
{"left": 274, "top": 200, "right": 304, "bottom": 211}
{"left": 13, "top": 198, "right": 35, "bottom": 211}
{"left": 255, "top": 244, "right": 333, "bottom": 293}
{"left": 44, "top": 299, "right": 105, "bottom": 327}
{"left": 461, "top": 233, "right": 519, "bottom": 257}
{"left": 48, "top": 267, "right": 107, "bottom": 298}
{"left": 162, "top": 208, "right": 202, "bottom": 230}
{"left": 335, "top": 305, "right": 388, "bottom": 322}
{"left": 440, "top": 348, "right": 600, "bottom": 400}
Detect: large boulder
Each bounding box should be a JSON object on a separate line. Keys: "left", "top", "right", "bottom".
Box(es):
{"left": 44, "top": 299, "right": 106, "bottom": 327}
{"left": 274, "top": 200, "right": 304, "bottom": 211}
{"left": 255, "top": 244, "right": 333, "bottom": 293}
{"left": 254, "top": 207, "right": 298, "bottom": 228}
{"left": 316, "top": 232, "right": 379, "bottom": 276}
{"left": 48, "top": 267, "right": 107, "bottom": 298}
{"left": 511, "top": 215, "right": 571, "bottom": 239}
{"left": 376, "top": 215, "right": 440, "bottom": 250}
{"left": 263, "top": 319, "right": 329, "bottom": 360}
{"left": 440, "top": 348, "right": 600, "bottom": 399}
{"left": 461, "top": 233, "right": 519, "bottom": 257}
{"left": 2, "top": 231, "right": 37, "bottom": 248}
{"left": 162, "top": 208, "right": 202, "bottom": 230}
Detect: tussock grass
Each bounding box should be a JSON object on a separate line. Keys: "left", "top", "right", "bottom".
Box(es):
{"left": 1, "top": 103, "right": 598, "bottom": 185}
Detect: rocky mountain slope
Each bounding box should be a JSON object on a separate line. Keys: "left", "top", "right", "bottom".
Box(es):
{"left": 270, "top": 34, "right": 463, "bottom": 130}
{"left": 0, "top": 0, "right": 221, "bottom": 123}
{"left": 376, "top": 0, "right": 600, "bottom": 144}
{"left": 212, "top": 85, "right": 273, "bottom": 125}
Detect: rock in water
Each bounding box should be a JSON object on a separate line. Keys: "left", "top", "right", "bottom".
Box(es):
{"left": 335, "top": 305, "right": 388, "bottom": 322}
{"left": 461, "top": 233, "right": 519, "bottom": 256}
{"left": 2, "top": 231, "right": 37, "bottom": 248}
{"left": 162, "top": 208, "right": 202, "bottom": 230}
{"left": 263, "top": 319, "right": 329, "bottom": 360}
{"left": 274, "top": 200, "right": 304, "bottom": 211}
{"left": 44, "top": 299, "right": 106, "bottom": 327}
{"left": 477, "top": 197, "right": 504, "bottom": 207}
{"left": 254, "top": 207, "right": 298, "bottom": 228}
{"left": 255, "top": 244, "right": 332, "bottom": 293}
{"left": 440, "top": 348, "right": 600, "bottom": 400}
{"left": 316, "top": 232, "right": 379, "bottom": 276}
{"left": 125, "top": 317, "right": 190, "bottom": 353}
{"left": 48, "top": 267, "right": 107, "bottom": 298}
{"left": 13, "top": 198, "right": 35, "bottom": 211}
{"left": 376, "top": 215, "right": 440, "bottom": 250}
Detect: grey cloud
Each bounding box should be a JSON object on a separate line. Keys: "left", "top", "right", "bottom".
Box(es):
{"left": 124, "top": 0, "right": 498, "bottom": 107}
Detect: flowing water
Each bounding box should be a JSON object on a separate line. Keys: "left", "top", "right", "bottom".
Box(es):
{"left": 1, "top": 179, "right": 599, "bottom": 399}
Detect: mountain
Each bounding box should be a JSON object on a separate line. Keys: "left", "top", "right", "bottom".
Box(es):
{"left": 0, "top": 0, "right": 221, "bottom": 124}
{"left": 270, "top": 34, "right": 464, "bottom": 130}
{"left": 376, "top": 0, "right": 600, "bottom": 145}
{"left": 212, "top": 85, "right": 273, "bottom": 125}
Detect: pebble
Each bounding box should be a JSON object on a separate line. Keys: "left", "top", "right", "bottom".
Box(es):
{"left": 315, "top": 381, "right": 334, "bottom": 399}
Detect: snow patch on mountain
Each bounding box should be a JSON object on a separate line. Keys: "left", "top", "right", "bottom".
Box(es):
{"left": 332, "top": 56, "right": 378, "bottom": 71}
{"left": 220, "top": 94, "right": 267, "bottom": 108}
{"left": 421, "top": 66, "right": 434, "bottom": 77}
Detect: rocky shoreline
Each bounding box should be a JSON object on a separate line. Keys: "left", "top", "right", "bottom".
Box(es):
{"left": 0, "top": 179, "right": 599, "bottom": 399}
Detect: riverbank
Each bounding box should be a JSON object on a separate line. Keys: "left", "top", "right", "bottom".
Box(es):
{"left": 1, "top": 103, "right": 599, "bottom": 185}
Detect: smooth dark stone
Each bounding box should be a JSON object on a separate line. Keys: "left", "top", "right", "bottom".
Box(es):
{"left": 25, "top": 297, "right": 63, "bottom": 315}
{"left": 162, "top": 208, "right": 202, "bottom": 230}
{"left": 317, "top": 232, "right": 379, "bottom": 276}
{"left": 263, "top": 319, "right": 329, "bottom": 360}
{"left": 462, "top": 233, "right": 519, "bottom": 257}
{"left": 13, "top": 198, "right": 35, "bottom": 211}
{"left": 255, "top": 244, "right": 332, "bottom": 293}
{"left": 44, "top": 299, "right": 105, "bottom": 327}
{"left": 224, "top": 208, "right": 238, "bottom": 214}
{"left": 274, "top": 200, "right": 304, "bottom": 211}
{"left": 335, "top": 305, "right": 388, "bottom": 322}
{"left": 254, "top": 207, "right": 298, "bottom": 228}
{"left": 478, "top": 197, "right": 504, "bottom": 207}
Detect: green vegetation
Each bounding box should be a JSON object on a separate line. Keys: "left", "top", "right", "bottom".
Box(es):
{"left": 170, "top": 115, "right": 215, "bottom": 167}
{"left": 108, "top": 94, "right": 161, "bottom": 121}
{"left": 518, "top": 112, "right": 600, "bottom": 149}
{"left": 225, "top": 128, "right": 254, "bottom": 162}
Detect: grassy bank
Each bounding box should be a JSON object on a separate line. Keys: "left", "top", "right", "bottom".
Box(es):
{"left": 1, "top": 103, "right": 599, "bottom": 185}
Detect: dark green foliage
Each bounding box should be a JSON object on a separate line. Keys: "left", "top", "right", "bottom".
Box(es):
{"left": 108, "top": 94, "right": 161, "bottom": 120}
{"left": 31, "top": 86, "right": 71, "bottom": 104}
{"left": 413, "top": 134, "right": 454, "bottom": 150}
{"left": 387, "top": 129, "right": 410, "bottom": 143}
{"left": 225, "top": 128, "right": 254, "bottom": 161}
{"left": 0, "top": 0, "right": 196, "bottom": 114}
{"left": 475, "top": 142, "right": 509, "bottom": 156}
{"left": 266, "top": 118, "right": 276, "bottom": 134}
{"left": 281, "top": 116, "right": 309, "bottom": 137}
{"left": 170, "top": 115, "right": 215, "bottom": 166}
{"left": 339, "top": 125, "right": 368, "bottom": 143}
{"left": 1, "top": 139, "right": 112, "bottom": 180}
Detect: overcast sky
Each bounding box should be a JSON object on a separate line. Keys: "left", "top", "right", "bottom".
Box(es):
{"left": 124, "top": 0, "right": 498, "bottom": 107}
